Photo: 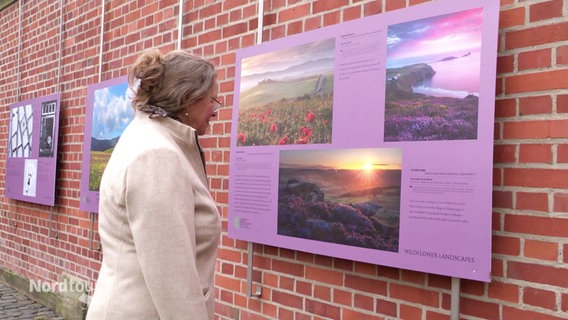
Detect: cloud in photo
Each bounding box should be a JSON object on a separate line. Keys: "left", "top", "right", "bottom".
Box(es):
{"left": 92, "top": 83, "right": 135, "bottom": 140}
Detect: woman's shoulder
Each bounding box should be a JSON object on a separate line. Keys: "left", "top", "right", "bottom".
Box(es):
{"left": 123, "top": 116, "right": 175, "bottom": 142}
{"left": 110, "top": 120, "right": 176, "bottom": 161}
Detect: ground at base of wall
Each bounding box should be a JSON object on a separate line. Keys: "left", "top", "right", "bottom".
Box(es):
{"left": 0, "top": 268, "right": 87, "bottom": 320}
{"left": 0, "top": 283, "right": 64, "bottom": 320}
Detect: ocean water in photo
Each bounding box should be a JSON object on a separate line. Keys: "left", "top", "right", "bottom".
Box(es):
{"left": 412, "top": 51, "right": 480, "bottom": 98}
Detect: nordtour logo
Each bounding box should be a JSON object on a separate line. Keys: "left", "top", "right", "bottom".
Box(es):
{"left": 29, "top": 278, "right": 93, "bottom": 303}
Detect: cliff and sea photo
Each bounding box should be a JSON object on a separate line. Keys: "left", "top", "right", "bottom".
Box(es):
{"left": 384, "top": 8, "right": 484, "bottom": 142}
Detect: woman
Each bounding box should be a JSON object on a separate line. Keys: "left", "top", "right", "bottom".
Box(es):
{"left": 86, "top": 49, "right": 222, "bottom": 320}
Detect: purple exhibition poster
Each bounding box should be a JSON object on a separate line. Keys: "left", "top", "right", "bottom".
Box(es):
{"left": 79, "top": 76, "right": 134, "bottom": 213}
{"left": 5, "top": 93, "right": 61, "bottom": 206}
{"left": 228, "top": 0, "right": 499, "bottom": 282}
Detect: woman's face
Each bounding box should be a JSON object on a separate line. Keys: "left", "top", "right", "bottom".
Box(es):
{"left": 182, "top": 81, "right": 220, "bottom": 135}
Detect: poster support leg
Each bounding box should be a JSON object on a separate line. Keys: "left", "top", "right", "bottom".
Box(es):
{"left": 89, "top": 212, "right": 100, "bottom": 251}
{"left": 8, "top": 202, "right": 17, "bottom": 228}
{"left": 246, "top": 242, "right": 262, "bottom": 297}
{"left": 48, "top": 206, "right": 58, "bottom": 238}
{"left": 450, "top": 277, "right": 460, "bottom": 320}
{"left": 7, "top": 202, "right": 12, "bottom": 227}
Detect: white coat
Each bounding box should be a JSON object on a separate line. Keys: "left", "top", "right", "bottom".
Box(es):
{"left": 86, "top": 112, "right": 221, "bottom": 320}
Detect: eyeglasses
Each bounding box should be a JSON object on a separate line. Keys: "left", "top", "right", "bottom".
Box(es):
{"left": 211, "top": 96, "right": 223, "bottom": 112}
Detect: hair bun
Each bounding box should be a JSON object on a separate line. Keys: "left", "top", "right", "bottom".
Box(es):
{"left": 132, "top": 49, "right": 165, "bottom": 94}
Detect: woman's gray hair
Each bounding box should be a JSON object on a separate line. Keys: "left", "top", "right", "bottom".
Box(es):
{"left": 128, "top": 48, "right": 217, "bottom": 116}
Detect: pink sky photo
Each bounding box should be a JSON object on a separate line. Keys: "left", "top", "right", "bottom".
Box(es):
{"left": 386, "top": 8, "right": 484, "bottom": 68}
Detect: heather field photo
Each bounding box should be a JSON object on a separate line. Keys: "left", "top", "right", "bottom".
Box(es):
{"left": 237, "top": 38, "right": 335, "bottom": 146}
{"left": 384, "top": 8, "right": 483, "bottom": 142}
{"left": 277, "top": 148, "right": 402, "bottom": 252}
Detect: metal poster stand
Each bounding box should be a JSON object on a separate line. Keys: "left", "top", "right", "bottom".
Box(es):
{"left": 6, "top": 1, "right": 65, "bottom": 237}
{"left": 177, "top": 0, "right": 183, "bottom": 50}
{"left": 48, "top": 207, "right": 59, "bottom": 238}
{"left": 8, "top": 1, "right": 23, "bottom": 230}
{"left": 245, "top": 0, "right": 265, "bottom": 298}
{"left": 451, "top": 277, "right": 461, "bottom": 319}
{"left": 8, "top": 202, "right": 17, "bottom": 228}
{"left": 87, "top": 0, "right": 107, "bottom": 252}
{"left": 87, "top": 0, "right": 186, "bottom": 251}
{"left": 47, "top": 0, "right": 66, "bottom": 240}
{"left": 246, "top": 242, "right": 261, "bottom": 297}
{"left": 241, "top": 1, "right": 466, "bottom": 313}
{"left": 89, "top": 212, "right": 100, "bottom": 250}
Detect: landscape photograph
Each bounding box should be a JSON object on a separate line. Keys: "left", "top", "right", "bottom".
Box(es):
{"left": 89, "top": 82, "right": 134, "bottom": 191}
{"left": 278, "top": 148, "right": 402, "bottom": 252}
{"left": 237, "top": 38, "right": 335, "bottom": 146}
{"left": 384, "top": 8, "right": 483, "bottom": 142}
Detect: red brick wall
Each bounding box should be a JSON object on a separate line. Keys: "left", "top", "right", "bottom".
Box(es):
{"left": 1, "top": 0, "right": 567, "bottom": 319}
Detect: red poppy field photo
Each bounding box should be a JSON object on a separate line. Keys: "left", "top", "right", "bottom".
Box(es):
{"left": 237, "top": 39, "right": 335, "bottom": 146}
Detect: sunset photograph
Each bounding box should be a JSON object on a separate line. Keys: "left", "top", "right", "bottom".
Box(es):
{"left": 277, "top": 148, "right": 402, "bottom": 252}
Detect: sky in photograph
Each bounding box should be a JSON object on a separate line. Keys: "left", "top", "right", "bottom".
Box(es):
{"left": 241, "top": 38, "right": 336, "bottom": 77}
{"left": 386, "top": 8, "right": 483, "bottom": 68}
{"left": 280, "top": 148, "right": 402, "bottom": 171}
{"left": 92, "top": 82, "right": 135, "bottom": 140}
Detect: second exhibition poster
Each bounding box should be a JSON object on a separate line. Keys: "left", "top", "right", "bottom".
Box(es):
{"left": 228, "top": 0, "right": 499, "bottom": 282}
